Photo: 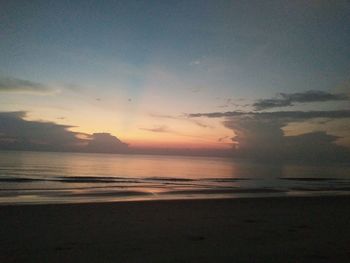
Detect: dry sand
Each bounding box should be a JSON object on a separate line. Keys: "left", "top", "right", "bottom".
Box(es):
{"left": 1, "top": 196, "right": 350, "bottom": 262}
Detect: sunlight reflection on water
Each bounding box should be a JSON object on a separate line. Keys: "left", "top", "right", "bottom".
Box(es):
{"left": 0, "top": 151, "right": 349, "bottom": 204}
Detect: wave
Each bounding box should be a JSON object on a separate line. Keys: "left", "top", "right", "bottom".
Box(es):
{"left": 162, "top": 188, "right": 287, "bottom": 195}
{"left": 205, "top": 178, "right": 252, "bottom": 182}
{"left": 280, "top": 177, "right": 346, "bottom": 181}
{"left": 143, "top": 177, "right": 195, "bottom": 182}
{"left": 0, "top": 176, "right": 140, "bottom": 184}
{"left": 62, "top": 190, "right": 153, "bottom": 197}
{"left": 55, "top": 176, "right": 135, "bottom": 183}
{"left": 0, "top": 177, "right": 45, "bottom": 182}
{"left": 0, "top": 189, "right": 153, "bottom": 198}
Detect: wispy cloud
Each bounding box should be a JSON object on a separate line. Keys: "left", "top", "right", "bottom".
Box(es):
{"left": 140, "top": 125, "right": 208, "bottom": 140}
{"left": 191, "top": 119, "right": 212, "bottom": 128}
{"left": 217, "top": 98, "right": 251, "bottom": 109}
{"left": 189, "top": 60, "right": 201, "bottom": 66}
{"left": 150, "top": 113, "right": 213, "bottom": 129}
{"left": 140, "top": 125, "right": 171, "bottom": 133}
{"left": 0, "top": 77, "right": 54, "bottom": 94}
{"left": 190, "top": 86, "right": 203, "bottom": 93}
{"left": 253, "top": 90, "right": 349, "bottom": 110}
{"left": 217, "top": 135, "right": 230, "bottom": 142}
{"left": 188, "top": 110, "right": 350, "bottom": 120}
{"left": 149, "top": 113, "right": 179, "bottom": 120}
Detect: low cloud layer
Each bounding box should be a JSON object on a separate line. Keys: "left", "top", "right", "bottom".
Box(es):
{"left": 0, "top": 112, "right": 128, "bottom": 153}
{"left": 224, "top": 116, "right": 350, "bottom": 162}
{"left": 190, "top": 109, "right": 350, "bottom": 162}
{"left": 0, "top": 77, "right": 53, "bottom": 94}
{"left": 253, "top": 90, "right": 349, "bottom": 110}
{"left": 188, "top": 110, "right": 350, "bottom": 119}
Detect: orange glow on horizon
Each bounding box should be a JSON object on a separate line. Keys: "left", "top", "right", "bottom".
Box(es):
{"left": 126, "top": 139, "right": 232, "bottom": 150}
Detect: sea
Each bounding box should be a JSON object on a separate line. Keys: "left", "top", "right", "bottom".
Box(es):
{"left": 0, "top": 151, "right": 349, "bottom": 205}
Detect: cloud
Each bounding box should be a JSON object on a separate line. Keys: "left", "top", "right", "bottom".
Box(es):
{"left": 190, "top": 60, "right": 201, "bottom": 66}
{"left": 150, "top": 113, "right": 213, "bottom": 128}
{"left": 0, "top": 111, "right": 82, "bottom": 151}
{"left": 191, "top": 119, "right": 212, "bottom": 128}
{"left": 149, "top": 113, "right": 178, "bottom": 120}
{"left": 284, "top": 132, "right": 349, "bottom": 161}
{"left": 188, "top": 109, "right": 350, "bottom": 120}
{"left": 218, "top": 136, "right": 229, "bottom": 142}
{"left": 140, "top": 125, "right": 171, "bottom": 133}
{"left": 0, "top": 77, "right": 53, "bottom": 94}
{"left": 86, "top": 133, "right": 128, "bottom": 153}
{"left": 216, "top": 98, "right": 251, "bottom": 109}
{"left": 223, "top": 115, "right": 350, "bottom": 162}
{"left": 188, "top": 108, "right": 350, "bottom": 162}
{"left": 140, "top": 124, "right": 206, "bottom": 139}
{"left": 0, "top": 112, "right": 128, "bottom": 153}
{"left": 253, "top": 90, "right": 349, "bottom": 110}
{"left": 190, "top": 86, "right": 203, "bottom": 93}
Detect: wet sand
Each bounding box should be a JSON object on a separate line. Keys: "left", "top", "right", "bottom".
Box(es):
{"left": 1, "top": 196, "right": 350, "bottom": 262}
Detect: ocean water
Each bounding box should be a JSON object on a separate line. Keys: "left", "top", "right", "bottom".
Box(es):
{"left": 0, "top": 151, "right": 349, "bottom": 205}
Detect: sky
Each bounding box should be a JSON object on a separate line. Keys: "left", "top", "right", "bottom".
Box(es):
{"left": 0, "top": 0, "right": 350, "bottom": 161}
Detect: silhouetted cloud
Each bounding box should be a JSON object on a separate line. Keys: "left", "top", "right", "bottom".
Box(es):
{"left": 86, "top": 133, "right": 128, "bottom": 153}
{"left": 0, "top": 111, "right": 82, "bottom": 151}
{"left": 223, "top": 114, "right": 350, "bottom": 162}
{"left": 284, "top": 132, "right": 349, "bottom": 162}
{"left": 0, "top": 112, "right": 128, "bottom": 153}
{"left": 0, "top": 77, "right": 53, "bottom": 94}
{"left": 188, "top": 108, "right": 350, "bottom": 162}
{"left": 253, "top": 90, "right": 349, "bottom": 110}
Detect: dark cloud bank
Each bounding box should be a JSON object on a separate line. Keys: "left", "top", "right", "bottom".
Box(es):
{"left": 188, "top": 109, "right": 350, "bottom": 119}
{"left": 189, "top": 90, "right": 350, "bottom": 163}
{"left": 0, "top": 112, "right": 128, "bottom": 154}
{"left": 189, "top": 108, "right": 350, "bottom": 163}
{"left": 1, "top": 105, "right": 350, "bottom": 162}
{"left": 0, "top": 112, "right": 229, "bottom": 157}
{"left": 253, "top": 90, "right": 349, "bottom": 111}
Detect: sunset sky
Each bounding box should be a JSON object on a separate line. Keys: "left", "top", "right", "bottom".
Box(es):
{"left": 1, "top": 0, "right": 350, "bottom": 160}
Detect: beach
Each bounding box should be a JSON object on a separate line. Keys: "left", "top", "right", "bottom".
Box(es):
{"left": 1, "top": 196, "right": 349, "bottom": 262}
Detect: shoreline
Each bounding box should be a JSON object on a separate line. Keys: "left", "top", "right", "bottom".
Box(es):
{"left": 0, "top": 191, "right": 349, "bottom": 207}
{"left": 1, "top": 195, "right": 350, "bottom": 262}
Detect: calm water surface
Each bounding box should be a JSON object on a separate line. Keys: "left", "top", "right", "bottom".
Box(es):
{"left": 0, "top": 151, "right": 349, "bottom": 204}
